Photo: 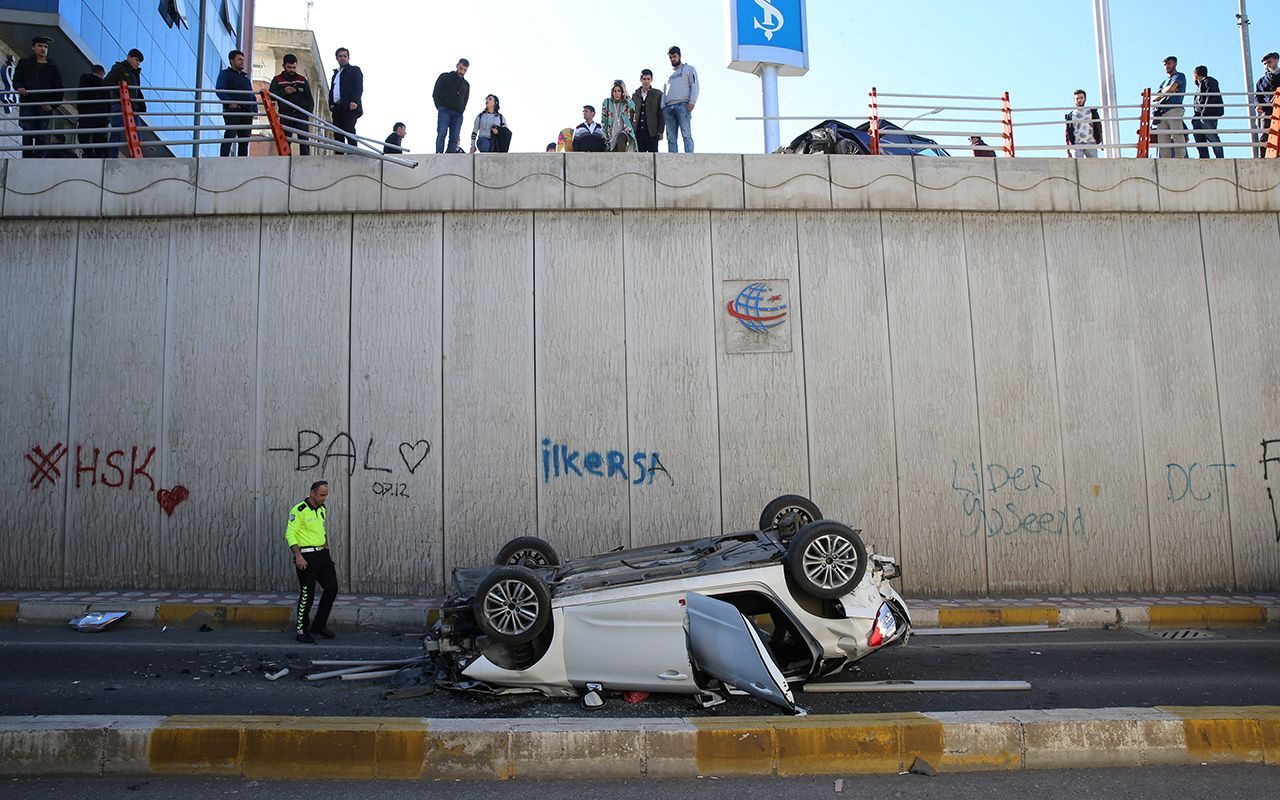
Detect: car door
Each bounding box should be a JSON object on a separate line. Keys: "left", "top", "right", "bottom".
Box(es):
{"left": 561, "top": 592, "right": 697, "bottom": 693}
{"left": 685, "top": 592, "right": 799, "bottom": 714}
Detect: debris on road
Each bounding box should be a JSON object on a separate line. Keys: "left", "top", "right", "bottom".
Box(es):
{"left": 69, "top": 611, "right": 130, "bottom": 631}
{"left": 264, "top": 668, "right": 290, "bottom": 681}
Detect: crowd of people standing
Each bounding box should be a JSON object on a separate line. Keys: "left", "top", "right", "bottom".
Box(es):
{"left": 9, "top": 31, "right": 1280, "bottom": 159}
{"left": 1062, "top": 52, "right": 1280, "bottom": 158}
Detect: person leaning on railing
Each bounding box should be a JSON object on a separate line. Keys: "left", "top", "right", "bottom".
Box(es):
{"left": 103, "top": 49, "right": 146, "bottom": 158}
{"left": 12, "top": 35, "right": 63, "bottom": 158}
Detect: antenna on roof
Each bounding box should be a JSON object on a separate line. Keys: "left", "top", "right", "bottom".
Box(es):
{"left": 305, "top": 0, "right": 315, "bottom": 28}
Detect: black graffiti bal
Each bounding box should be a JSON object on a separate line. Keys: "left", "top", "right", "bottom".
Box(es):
{"left": 268, "top": 430, "right": 430, "bottom": 476}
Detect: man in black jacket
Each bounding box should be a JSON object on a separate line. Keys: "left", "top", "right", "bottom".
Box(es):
{"left": 1255, "top": 52, "right": 1280, "bottom": 157}
{"left": 13, "top": 35, "right": 64, "bottom": 158}
{"left": 432, "top": 59, "right": 470, "bottom": 153}
{"left": 1191, "top": 66, "right": 1224, "bottom": 159}
{"left": 631, "top": 68, "right": 664, "bottom": 152}
{"left": 103, "top": 49, "right": 146, "bottom": 158}
{"left": 76, "top": 65, "right": 110, "bottom": 158}
{"left": 269, "top": 54, "right": 314, "bottom": 155}
{"left": 329, "top": 47, "right": 364, "bottom": 151}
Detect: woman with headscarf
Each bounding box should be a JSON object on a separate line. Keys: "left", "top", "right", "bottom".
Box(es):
{"left": 600, "top": 80, "right": 637, "bottom": 152}
{"left": 470, "top": 94, "right": 508, "bottom": 153}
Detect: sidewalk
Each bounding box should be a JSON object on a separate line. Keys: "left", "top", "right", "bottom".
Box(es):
{"left": 1, "top": 588, "right": 1277, "bottom": 631}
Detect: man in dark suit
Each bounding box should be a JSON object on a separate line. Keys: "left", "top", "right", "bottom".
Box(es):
{"left": 328, "top": 46, "right": 364, "bottom": 152}
{"left": 631, "top": 68, "right": 664, "bottom": 153}
{"left": 1191, "top": 66, "right": 1224, "bottom": 159}
{"left": 76, "top": 64, "right": 111, "bottom": 158}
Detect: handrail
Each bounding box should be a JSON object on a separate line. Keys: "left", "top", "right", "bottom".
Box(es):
{"left": 0, "top": 81, "right": 418, "bottom": 166}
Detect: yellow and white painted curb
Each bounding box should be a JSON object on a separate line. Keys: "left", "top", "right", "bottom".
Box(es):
{"left": 3, "top": 600, "right": 1274, "bottom": 632}
{"left": 2, "top": 707, "right": 1277, "bottom": 779}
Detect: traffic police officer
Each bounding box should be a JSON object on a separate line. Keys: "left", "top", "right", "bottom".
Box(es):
{"left": 285, "top": 480, "right": 338, "bottom": 643}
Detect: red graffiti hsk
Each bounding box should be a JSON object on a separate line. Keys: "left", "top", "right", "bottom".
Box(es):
{"left": 74, "top": 445, "right": 157, "bottom": 491}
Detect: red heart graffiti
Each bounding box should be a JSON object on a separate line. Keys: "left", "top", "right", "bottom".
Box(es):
{"left": 156, "top": 485, "right": 190, "bottom": 516}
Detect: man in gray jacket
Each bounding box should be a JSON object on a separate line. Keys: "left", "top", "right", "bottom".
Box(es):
{"left": 662, "top": 46, "right": 698, "bottom": 153}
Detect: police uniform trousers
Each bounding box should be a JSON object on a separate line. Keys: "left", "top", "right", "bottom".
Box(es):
{"left": 294, "top": 548, "right": 338, "bottom": 633}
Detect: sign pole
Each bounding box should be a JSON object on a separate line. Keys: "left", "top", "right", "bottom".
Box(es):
{"left": 759, "top": 64, "right": 780, "bottom": 152}
{"left": 728, "top": 0, "right": 808, "bottom": 154}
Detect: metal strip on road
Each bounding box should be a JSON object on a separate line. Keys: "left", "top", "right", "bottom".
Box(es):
{"left": 914, "top": 624, "right": 1069, "bottom": 636}
{"left": 803, "top": 679, "right": 1032, "bottom": 693}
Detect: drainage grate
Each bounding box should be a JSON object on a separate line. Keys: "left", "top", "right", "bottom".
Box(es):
{"left": 1139, "top": 628, "right": 1218, "bottom": 639}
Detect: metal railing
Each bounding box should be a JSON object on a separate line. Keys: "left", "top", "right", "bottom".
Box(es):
{"left": 741, "top": 86, "right": 1280, "bottom": 158}
{"left": 1, "top": 82, "right": 416, "bottom": 167}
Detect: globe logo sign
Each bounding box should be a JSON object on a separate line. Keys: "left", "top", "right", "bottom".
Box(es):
{"left": 726, "top": 281, "right": 789, "bottom": 334}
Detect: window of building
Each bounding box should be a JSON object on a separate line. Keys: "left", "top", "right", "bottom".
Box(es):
{"left": 158, "top": 0, "right": 191, "bottom": 30}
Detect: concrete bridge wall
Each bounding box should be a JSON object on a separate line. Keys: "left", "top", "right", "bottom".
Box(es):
{"left": 1, "top": 155, "right": 1278, "bottom": 597}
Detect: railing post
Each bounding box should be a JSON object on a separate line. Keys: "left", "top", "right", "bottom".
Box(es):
{"left": 1000, "top": 91, "right": 1015, "bottom": 157}
{"left": 1267, "top": 88, "right": 1280, "bottom": 159}
{"left": 1137, "top": 88, "right": 1152, "bottom": 158}
{"left": 868, "top": 86, "right": 880, "bottom": 155}
{"left": 118, "top": 81, "right": 143, "bottom": 159}
{"left": 260, "top": 88, "right": 291, "bottom": 156}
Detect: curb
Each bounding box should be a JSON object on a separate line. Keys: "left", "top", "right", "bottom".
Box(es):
{"left": 1, "top": 600, "right": 1274, "bottom": 632}
{"left": 5, "top": 601, "right": 438, "bottom": 632}
{"left": 1, "top": 707, "right": 1277, "bottom": 779}
{"left": 911, "top": 605, "right": 1277, "bottom": 630}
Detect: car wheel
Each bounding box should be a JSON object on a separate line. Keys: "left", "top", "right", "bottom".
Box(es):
{"left": 835, "top": 138, "right": 858, "bottom": 155}
{"left": 785, "top": 521, "right": 868, "bottom": 599}
{"left": 473, "top": 565, "right": 551, "bottom": 645}
{"left": 495, "top": 536, "right": 561, "bottom": 567}
{"left": 759, "top": 494, "right": 823, "bottom": 532}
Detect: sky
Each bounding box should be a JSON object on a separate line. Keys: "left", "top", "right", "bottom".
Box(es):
{"left": 252, "top": 0, "right": 1280, "bottom": 156}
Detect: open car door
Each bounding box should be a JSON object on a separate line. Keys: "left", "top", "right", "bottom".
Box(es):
{"left": 685, "top": 592, "right": 799, "bottom": 714}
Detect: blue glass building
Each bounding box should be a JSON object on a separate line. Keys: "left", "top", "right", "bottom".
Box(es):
{"left": 1, "top": 0, "right": 253, "bottom": 155}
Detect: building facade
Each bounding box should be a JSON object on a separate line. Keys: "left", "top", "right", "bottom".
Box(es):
{"left": 0, "top": 0, "right": 254, "bottom": 156}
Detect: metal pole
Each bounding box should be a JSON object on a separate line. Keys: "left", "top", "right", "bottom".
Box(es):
{"left": 1238, "top": 0, "right": 1257, "bottom": 153}
{"left": 1092, "top": 0, "right": 1121, "bottom": 156}
{"left": 759, "top": 63, "right": 780, "bottom": 153}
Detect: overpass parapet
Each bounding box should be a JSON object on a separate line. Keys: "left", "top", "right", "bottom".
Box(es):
{"left": 2, "top": 155, "right": 1277, "bottom": 218}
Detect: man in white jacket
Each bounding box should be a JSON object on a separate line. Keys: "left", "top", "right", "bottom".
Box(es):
{"left": 662, "top": 45, "right": 699, "bottom": 153}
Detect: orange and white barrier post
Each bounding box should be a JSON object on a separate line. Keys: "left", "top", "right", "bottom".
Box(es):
{"left": 260, "top": 88, "right": 291, "bottom": 156}
{"left": 118, "top": 81, "right": 143, "bottom": 159}
{"left": 868, "top": 87, "right": 881, "bottom": 155}
{"left": 1136, "top": 88, "right": 1152, "bottom": 158}
{"left": 1000, "top": 91, "right": 1015, "bottom": 157}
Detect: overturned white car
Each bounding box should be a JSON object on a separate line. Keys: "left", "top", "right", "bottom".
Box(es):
{"left": 423, "top": 496, "right": 910, "bottom": 714}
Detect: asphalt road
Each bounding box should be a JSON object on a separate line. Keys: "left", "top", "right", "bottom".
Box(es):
{"left": 2, "top": 625, "right": 1278, "bottom": 717}
{"left": 3, "top": 767, "right": 1278, "bottom": 800}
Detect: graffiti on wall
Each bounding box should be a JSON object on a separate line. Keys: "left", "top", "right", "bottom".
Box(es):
{"left": 1165, "top": 462, "right": 1235, "bottom": 515}
{"left": 540, "top": 439, "right": 672, "bottom": 486}
{"left": 950, "top": 460, "right": 1087, "bottom": 540}
{"left": 24, "top": 441, "right": 189, "bottom": 515}
{"left": 1263, "top": 439, "right": 1280, "bottom": 543}
{"left": 267, "top": 429, "right": 431, "bottom": 500}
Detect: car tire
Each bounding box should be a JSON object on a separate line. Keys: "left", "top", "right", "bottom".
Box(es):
{"left": 495, "top": 536, "right": 561, "bottom": 567}
{"left": 785, "top": 521, "right": 868, "bottom": 599}
{"left": 759, "top": 494, "right": 823, "bottom": 532}
{"left": 473, "top": 565, "right": 552, "bottom": 646}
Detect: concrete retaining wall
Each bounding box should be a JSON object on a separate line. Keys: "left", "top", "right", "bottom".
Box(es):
{"left": 2, "top": 708, "right": 1277, "bottom": 778}
{"left": 2, "top": 157, "right": 1279, "bottom": 596}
